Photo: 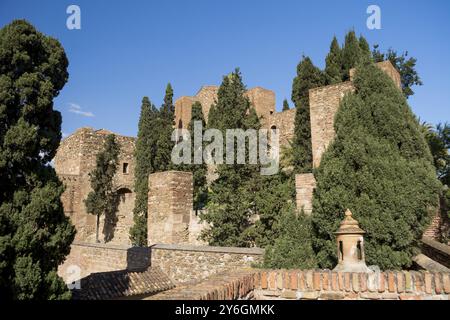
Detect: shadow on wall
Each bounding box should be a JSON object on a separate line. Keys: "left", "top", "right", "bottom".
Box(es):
{"left": 102, "top": 187, "right": 132, "bottom": 243}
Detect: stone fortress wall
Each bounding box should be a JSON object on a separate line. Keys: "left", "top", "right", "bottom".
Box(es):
{"left": 55, "top": 61, "right": 444, "bottom": 249}
{"left": 55, "top": 127, "right": 136, "bottom": 245}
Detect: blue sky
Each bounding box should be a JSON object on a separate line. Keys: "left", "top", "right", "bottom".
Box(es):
{"left": 1, "top": 0, "right": 449, "bottom": 137}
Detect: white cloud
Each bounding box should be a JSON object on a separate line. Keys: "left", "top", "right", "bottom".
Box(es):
{"left": 68, "top": 103, "right": 95, "bottom": 117}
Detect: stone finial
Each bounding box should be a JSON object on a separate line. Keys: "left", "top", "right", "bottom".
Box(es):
{"left": 333, "top": 209, "right": 371, "bottom": 273}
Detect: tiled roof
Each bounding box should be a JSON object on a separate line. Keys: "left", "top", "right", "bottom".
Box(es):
{"left": 72, "top": 266, "right": 175, "bottom": 300}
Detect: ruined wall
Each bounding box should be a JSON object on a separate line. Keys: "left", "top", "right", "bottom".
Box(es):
{"left": 295, "top": 173, "right": 316, "bottom": 215}
{"left": 58, "top": 242, "right": 150, "bottom": 282}
{"left": 310, "top": 61, "right": 401, "bottom": 168}
{"left": 150, "top": 244, "right": 263, "bottom": 284}
{"left": 147, "top": 171, "right": 193, "bottom": 245}
{"left": 261, "top": 108, "right": 296, "bottom": 147}
{"left": 54, "top": 127, "right": 136, "bottom": 245}
{"left": 309, "top": 81, "right": 355, "bottom": 168}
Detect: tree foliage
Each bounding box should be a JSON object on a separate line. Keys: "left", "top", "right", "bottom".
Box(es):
{"left": 200, "top": 69, "right": 262, "bottom": 247}
{"left": 263, "top": 205, "right": 317, "bottom": 269}
{"left": 85, "top": 134, "right": 120, "bottom": 243}
{"left": 282, "top": 99, "right": 290, "bottom": 111}
{"left": 0, "top": 20, "right": 75, "bottom": 299}
{"left": 372, "top": 45, "right": 422, "bottom": 98}
{"left": 154, "top": 83, "right": 175, "bottom": 172}
{"left": 291, "top": 56, "right": 325, "bottom": 173}
{"left": 311, "top": 62, "right": 441, "bottom": 270}
{"left": 130, "top": 97, "right": 158, "bottom": 246}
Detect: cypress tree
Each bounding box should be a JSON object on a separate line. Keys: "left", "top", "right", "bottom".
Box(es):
{"left": 325, "top": 36, "right": 343, "bottom": 84}
{"left": 0, "top": 20, "right": 76, "bottom": 300}
{"left": 311, "top": 62, "right": 441, "bottom": 270}
{"left": 291, "top": 56, "right": 325, "bottom": 173}
{"left": 263, "top": 205, "right": 317, "bottom": 269}
{"left": 174, "top": 101, "right": 208, "bottom": 210}
{"left": 341, "top": 31, "right": 363, "bottom": 80}
{"left": 282, "top": 99, "right": 290, "bottom": 111}
{"left": 154, "top": 83, "right": 175, "bottom": 171}
{"left": 130, "top": 97, "right": 158, "bottom": 246}
{"left": 359, "top": 35, "right": 372, "bottom": 61}
{"left": 200, "top": 69, "right": 262, "bottom": 247}
{"left": 85, "top": 134, "right": 120, "bottom": 244}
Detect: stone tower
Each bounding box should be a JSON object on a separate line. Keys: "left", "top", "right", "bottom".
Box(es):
{"left": 54, "top": 127, "right": 136, "bottom": 245}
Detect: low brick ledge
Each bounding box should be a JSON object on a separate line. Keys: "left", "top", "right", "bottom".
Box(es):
{"left": 150, "top": 243, "right": 264, "bottom": 255}
{"left": 255, "top": 270, "right": 450, "bottom": 300}
{"left": 147, "top": 269, "right": 257, "bottom": 300}
{"left": 147, "top": 269, "right": 450, "bottom": 300}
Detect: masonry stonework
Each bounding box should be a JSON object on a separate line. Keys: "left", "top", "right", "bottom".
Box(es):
{"left": 295, "top": 173, "right": 316, "bottom": 215}
{"left": 147, "top": 171, "right": 193, "bottom": 245}
{"left": 55, "top": 127, "right": 136, "bottom": 245}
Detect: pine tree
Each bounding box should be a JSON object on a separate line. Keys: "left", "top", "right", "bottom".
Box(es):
{"left": 325, "top": 36, "right": 343, "bottom": 84}
{"left": 263, "top": 205, "right": 317, "bottom": 269}
{"left": 200, "top": 69, "right": 262, "bottom": 247}
{"left": 282, "top": 99, "right": 290, "bottom": 111}
{"left": 85, "top": 134, "right": 120, "bottom": 243}
{"left": 154, "top": 83, "right": 175, "bottom": 171}
{"left": 291, "top": 56, "right": 325, "bottom": 173}
{"left": 311, "top": 62, "right": 441, "bottom": 270}
{"left": 0, "top": 20, "right": 76, "bottom": 299}
{"left": 341, "top": 31, "right": 363, "bottom": 81}
{"left": 130, "top": 97, "right": 158, "bottom": 246}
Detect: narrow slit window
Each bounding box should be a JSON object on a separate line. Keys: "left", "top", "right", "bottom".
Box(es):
{"left": 339, "top": 241, "right": 343, "bottom": 261}
{"left": 123, "top": 163, "right": 129, "bottom": 174}
{"left": 357, "top": 240, "right": 362, "bottom": 260}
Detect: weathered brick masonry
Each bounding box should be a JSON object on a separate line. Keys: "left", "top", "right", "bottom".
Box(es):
{"left": 150, "top": 269, "right": 450, "bottom": 300}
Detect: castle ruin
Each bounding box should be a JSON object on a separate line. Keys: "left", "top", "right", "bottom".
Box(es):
{"left": 54, "top": 61, "right": 408, "bottom": 247}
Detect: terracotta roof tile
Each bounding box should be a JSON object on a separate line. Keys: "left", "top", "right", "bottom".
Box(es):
{"left": 73, "top": 266, "right": 174, "bottom": 300}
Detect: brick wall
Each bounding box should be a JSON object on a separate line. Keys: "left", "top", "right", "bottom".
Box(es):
{"left": 254, "top": 270, "right": 450, "bottom": 300}
{"left": 150, "top": 244, "right": 264, "bottom": 285}
{"left": 149, "top": 269, "right": 450, "bottom": 300}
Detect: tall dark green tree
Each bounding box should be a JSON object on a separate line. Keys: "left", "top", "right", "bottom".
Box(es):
{"left": 341, "top": 31, "right": 364, "bottom": 81}
{"left": 0, "top": 20, "right": 76, "bottom": 299}
{"left": 291, "top": 56, "right": 325, "bottom": 173}
{"left": 85, "top": 134, "right": 120, "bottom": 243}
{"left": 263, "top": 205, "right": 317, "bottom": 269}
{"left": 130, "top": 97, "right": 158, "bottom": 246}
{"left": 311, "top": 62, "right": 441, "bottom": 270}
{"left": 325, "top": 36, "right": 343, "bottom": 84}
{"left": 282, "top": 99, "right": 290, "bottom": 111}
{"left": 187, "top": 102, "right": 208, "bottom": 210}
{"left": 154, "top": 83, "right": 175, "bottom": 171}
{"left": 200, "top": 69, "right": 262, "bottom": 247}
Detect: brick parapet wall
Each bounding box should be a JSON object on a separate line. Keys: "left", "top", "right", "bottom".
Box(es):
{"left": 254, "top": 270, "right": 449, "bottom": 300}
{"left": 150, "top": 244, "right": 264, "bottom": 285}
{"left": 148, "top": 269, "right": 450, "bottom": 300}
